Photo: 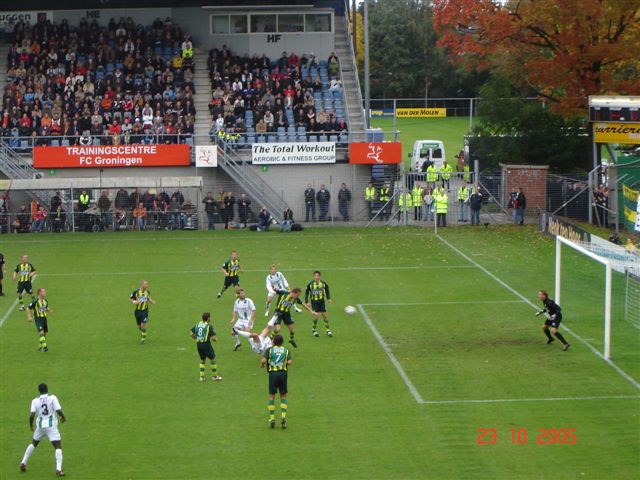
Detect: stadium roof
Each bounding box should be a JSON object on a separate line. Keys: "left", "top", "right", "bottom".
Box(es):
{"left": 6, "top": 0, "right": 318, "bottom": 10}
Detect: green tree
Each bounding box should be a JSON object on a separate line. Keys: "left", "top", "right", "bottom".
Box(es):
{"left": 363, "top": 0, "right": 484, "bottom": 99}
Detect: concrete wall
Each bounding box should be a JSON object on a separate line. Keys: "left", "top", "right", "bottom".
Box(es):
{"left": 48, "top": 7, "right": 335, "bottom": 59}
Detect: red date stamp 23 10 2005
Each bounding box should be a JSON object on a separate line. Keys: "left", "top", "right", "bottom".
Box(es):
{"left": 477, "top": 427, "right": 577, "bottom": 445}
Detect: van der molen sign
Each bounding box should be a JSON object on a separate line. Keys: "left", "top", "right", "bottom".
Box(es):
{"left": 252, "top": 142, "right": 336, "bottom": 165}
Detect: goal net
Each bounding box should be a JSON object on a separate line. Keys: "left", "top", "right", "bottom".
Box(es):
{"left": 555, "top": 236, "right": 639, "bottom": 362}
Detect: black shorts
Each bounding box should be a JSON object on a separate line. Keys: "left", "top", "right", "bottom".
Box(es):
{"left": 545, "top": 314, "right": 562, "bottom": 329}
{"left": 134, "top": 310, "right": 149, "bottom": 326}
{"left": 268, "top": 371, "right": 288, "bottom": 394}
{"left": 224, "top": 276, "right": 240, "bottom": 288}
{"left": 197, "top": 343, "right": 216, "bottom": 361}
{"left": 17, "top": 281, "right": 33, "bottom": 294}
{"left": 35, "top": 317, "right": 48, "bottom": 334}
{"left": 275, "top": 312, "right": 294, "bottom": 326}
{"left": 311, "top": 300, "right": 326, "bottom": 313}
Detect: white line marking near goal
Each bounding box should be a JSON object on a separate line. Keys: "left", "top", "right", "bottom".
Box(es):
{"left": 0, "top": 298, "right": 19, "bottom": 328}
{"left": 1, "top": 274, "right": 35, "bottom": 328}
{"left": 357, "top": 304, "right": 425, "bottom": 404}
{"left": 361, "top": 300, "right": 526, "bottom": 306}
{"left": 436, "top": 235, "right": 640, "bottom": 391}
{"left": 37, "top": 265, "right": 474, "bottom": 278}
{"left": 422, "top": 395, "right": 640, "bottom": 405}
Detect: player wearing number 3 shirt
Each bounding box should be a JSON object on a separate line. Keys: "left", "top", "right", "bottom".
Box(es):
{"left": 20, "top": 383, "right": 66, "bottom": 476}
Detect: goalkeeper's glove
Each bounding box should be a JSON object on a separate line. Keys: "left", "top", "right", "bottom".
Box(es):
{"left": 535, "top": 310, "right": 545, "bottom": 316}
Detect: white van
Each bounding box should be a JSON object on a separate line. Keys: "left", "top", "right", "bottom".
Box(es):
{"left": 409, "top": 140, "right": 446, "bottom": 171}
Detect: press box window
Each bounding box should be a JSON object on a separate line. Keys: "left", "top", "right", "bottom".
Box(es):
{"left": 251, "top": 14, "right": 277, "bottom": 33}
{"left": 305, "top": 14, "right": 331, "bottom": 32}
{"left": 278, "top": 14, "right": 304, "bottom": 33}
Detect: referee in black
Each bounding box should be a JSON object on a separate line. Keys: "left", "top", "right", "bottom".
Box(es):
{"left": 537, "top": 290, "right": 570, "bottom": 351}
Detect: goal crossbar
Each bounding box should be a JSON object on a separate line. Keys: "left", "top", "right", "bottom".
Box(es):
{"left": 555, "top": 236, "right": 613, "bottom": 360}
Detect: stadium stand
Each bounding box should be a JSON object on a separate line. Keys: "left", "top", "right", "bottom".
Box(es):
{"left": 1, "top": 16, "right": 196, "bottom": 146}
{"left": 206, "top": 47, "right": 348, "bottom": 145}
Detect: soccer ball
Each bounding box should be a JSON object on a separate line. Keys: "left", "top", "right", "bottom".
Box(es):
{"left": 344, "top": 305, "right": 357, "bottom": 315}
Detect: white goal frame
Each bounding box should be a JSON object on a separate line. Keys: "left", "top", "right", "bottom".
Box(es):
{"left": 555, "top": 235, "right": 613, "bottom": 360}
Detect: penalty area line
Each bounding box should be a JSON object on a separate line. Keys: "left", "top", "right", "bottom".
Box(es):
{"left": 436, "top": 235, "right": 640, "bottom": 391}
{"left": 0, "top": 298, "right": 19, "bottom": 328}
{"left": 422, "top": 395, "right": 640, "bottom": 405}
{"left": 361, "top": 300, "right": 526, "bottom": 306}
{"left": 357, "top": 304, "right": 425, "bottom": 404}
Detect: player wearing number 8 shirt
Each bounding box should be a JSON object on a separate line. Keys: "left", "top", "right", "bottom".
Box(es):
{"left": 305, "top": 270, "right": 332, "bottom": 337}
{"left": 190, "top": 312, "right": 222, "bottom": 382}
{"left": 130, "top": 280, "right": 156, "bottom": 344}
{"left": 217, "top": 250, "right": 243, "bottom": 299}
{"left": 230, "top": 288, "right": 256, "bottom": 351}
{"left": 19, "top": 383, "right": 66, "bottom": 476}
{"left": 537, "top": 290, "right": 570, "bottom": 351}
{"left": 261, "top": 334, "right": 292, "bottom": 429}
{"left": 13, "top": 254, "right": 36, "bottom": 311}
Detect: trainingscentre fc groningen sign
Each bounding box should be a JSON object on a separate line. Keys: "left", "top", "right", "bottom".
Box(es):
{"left": 252, "top": 142, "right": 336, "bottom": 165}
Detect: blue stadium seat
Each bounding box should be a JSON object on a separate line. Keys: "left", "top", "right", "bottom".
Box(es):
{"left": 319, "top": 134, "right": 328, "bottom": 142}
{"left": 288, "top": 133, "right": 298, "bottom": 142}
{"left": 297, "top": 126, "right": 306, "bottom": 134}
{"left": 329, "top": 135, "right": 338, "bottom": 143}
{"left": 51, "top": 139, "right": 60, "bottom": 146}
{"left": 287, "top": 126, "right": 296, "bottom": 134}
{"left": 267, "top": 135, "right": 276, "bottom": 143}
{"left": 61, "top": 139, "right": 70, "bottom": 147}
{"left": 277, "top": 126, "right": 286, "bottom": 134}
{"left": 277, "top": 133, "right": 287, "bottom": 142}
{"left": 298, "top": 134, "right": 307, "bottom": 142}
{"left": 256, "top": 135, "right": 265, "bottom": 143}
{"left": 93, "top": 138, "right": 101, "bottom": 145}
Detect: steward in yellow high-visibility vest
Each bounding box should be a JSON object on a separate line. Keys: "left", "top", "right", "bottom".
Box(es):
{"left": 440, "top": 162, "right": 453, "bottom": 190}
{"left": 398, "top": 192, "right": 413, "bottom": 213}
{"left": 378, "top": 183, "right": 391, "bottom": 221}
{"left": 434, "top": 188, "right": 448, "bottom": 227}
{"left": 457, "top": 183, "right": 470, "bottom": 222}
{"left": 426, "top": 164, "right": 438, "bottom": 187}
{"left": 463, "top": 164, "right": 471, "bottom": 182}
{"left": 412, "top": 184, "right": 424, "bottom": 220}
{"left": 365, "top": 183, "right": 377, "bottom": 219}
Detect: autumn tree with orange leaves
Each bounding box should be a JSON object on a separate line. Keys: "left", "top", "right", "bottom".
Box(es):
{"left": 433, "top": 0, "right": 640, "bottom": 116}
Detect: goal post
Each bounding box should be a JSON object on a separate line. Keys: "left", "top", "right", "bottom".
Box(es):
{"left": 555, "top": 235, "right": 613, "bottom": 360}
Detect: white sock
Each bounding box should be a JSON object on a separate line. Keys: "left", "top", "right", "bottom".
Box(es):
{"left": 267, "top": 315, "right": 278, "bottom": 327}
{"left": 55, "top": 449, "right": 63, "bottom": 471}
{"left": 236, "top": 330, "right": 251, "bottom": 339}
{"left": 232, "top": 334, "right": 240, "bottom": 346}
{"left": 21, "top": 444, "right": 35, "bottom": 464}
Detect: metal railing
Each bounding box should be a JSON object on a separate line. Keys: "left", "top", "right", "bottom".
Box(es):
{"left": 0, "top": 138, "right": 51, "bottom": 207}
{"left": 0, "top": 133, "right": 194, "bottom": 149}
{"left": 216, "top": 140, "right": 290, "bottom": 222}
{"left": 340, "top": 8, "right": 367, "bottom": 131}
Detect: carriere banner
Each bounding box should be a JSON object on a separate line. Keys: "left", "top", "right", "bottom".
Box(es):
{"left": 33, "top": 144, "right": 191, "bottom": 168}
{"left": 349, "top": 142, "right": 402, "bottom": 164}
{"left": 539, "top": 212, "right": 591, "bottom": 243}
{"left": 252, "top": 142, "right": 336, "bottom": 164}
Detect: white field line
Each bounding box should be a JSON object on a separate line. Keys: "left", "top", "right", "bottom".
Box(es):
{"left": 0, "top": 298, "right": 19, "bottom": 328}
{"left": 361, "top": 300, "right": 526, "bottom": 306}
{"left": 0, "top": 274, "right": 36, "bottom": 328}
{"left": 357, "top": 304, "right": 425, "bottom": 404}
{"left": 37, "top": 265, "right": 474, "bottom": 278}
{"left": 436, "top": 235, "right": 640, "bottom": 391}
{"left": 422, "top": 395, "right": 640, "bottom": 405}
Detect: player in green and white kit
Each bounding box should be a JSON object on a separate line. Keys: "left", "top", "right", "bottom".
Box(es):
{"left": 230, "top": 288, "right": 256, "bottom": 351}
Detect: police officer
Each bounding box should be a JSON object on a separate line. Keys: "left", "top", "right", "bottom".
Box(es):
{"left": 412, "top": 182, "right": 424, "bottom": 221}
{"left": 440, "top": 161, "right": 453, "bottom": 190}
{"left": 457, "top": 182, "right": 470, "bottom": 222}
{"left": 378, "top": 182, "right": 391, "bottom": 221}
{"left": 435, "top": 187, "right": 448, "bottom": 227}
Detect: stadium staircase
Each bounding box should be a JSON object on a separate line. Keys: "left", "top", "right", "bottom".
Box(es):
{"left": 190, "top": 45, "right": 290, "bottom": 221}
{"left": 334, "top": 15, "right": 366, "bottom": 140}
{"left": 0, "top": 42, "right": 52, "bottom": 207}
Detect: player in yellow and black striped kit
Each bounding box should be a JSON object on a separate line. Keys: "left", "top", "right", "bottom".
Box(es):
{"left": 305, "top": 271, "right": 332, "bottom": 337}
{"left": 27, "top": 288, "right": 52, "bottom": 352}
{"left": 130, "top": 280, "right": 156, "bottom": 344}
{"left": 217, "top": 250, "right": 243, "bottom": 299}
{"left": 13, "top": 254, "right": 36, "bottom": 311}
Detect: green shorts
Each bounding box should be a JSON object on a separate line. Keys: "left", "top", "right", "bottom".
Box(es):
{"left": 224, "top": 276, "right": 240, "bottom": 288}
{"left": 17, "top": 281, "right": 33, "bottom": 294}
{"left": 275, "top": 312, "right": 294, "bottom": 326}
{"left": 134, "top": 310, "right": 149, "bottom": 326}
{"left": 35, "top": 317, "right": 48, "bottom": 334}
{"left": 311, "top": 300, "right": 327, "bottom": 313}
{"left": 268, "top": 371, "right": 288, "bottom": 394}
{"left": 197, "top": 343, "right": 216, "bottom": 361}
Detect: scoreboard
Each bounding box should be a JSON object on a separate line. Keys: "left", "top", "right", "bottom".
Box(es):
{"left": 588, "top": 96, "right": 640, "bottom": 123}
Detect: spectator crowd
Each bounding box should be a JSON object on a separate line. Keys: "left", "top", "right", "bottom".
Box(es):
{"left": 2, "top": 16, "right": 196, "bottom": 146}
{"left": 207, "top": 48, "right": 348, "bottom": 143}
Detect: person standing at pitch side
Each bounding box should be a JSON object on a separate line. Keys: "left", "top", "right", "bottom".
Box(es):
{"left": 537, "top": 290, "right": 570, "bottom": 351}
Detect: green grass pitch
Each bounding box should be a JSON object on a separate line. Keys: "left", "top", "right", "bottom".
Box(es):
{"left": 370, "top": 116, "right": 471, "bottom": 168}
{"left": 1, "top": 226, "right": 638, "bottom": 479}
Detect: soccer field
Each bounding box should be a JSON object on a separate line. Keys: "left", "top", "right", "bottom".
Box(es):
{"left": 1, "top": 226, "right": 639, "bottom": 479}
